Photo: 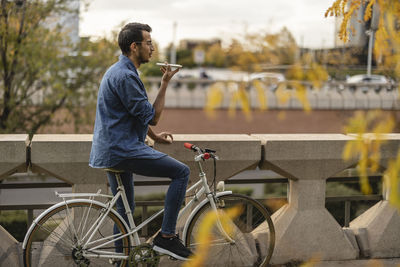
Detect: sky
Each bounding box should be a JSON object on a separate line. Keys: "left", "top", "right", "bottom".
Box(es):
{"left": 79, "top": 0, "right": 337, "bottom": 50}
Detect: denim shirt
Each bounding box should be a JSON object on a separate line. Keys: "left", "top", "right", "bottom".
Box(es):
{"left": 89, "top": 55, "right": 166, "bottom": 168}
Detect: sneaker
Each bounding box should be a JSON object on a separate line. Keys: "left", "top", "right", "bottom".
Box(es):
{"left": 153, "top": 232, "right": 193, "bottom": 261}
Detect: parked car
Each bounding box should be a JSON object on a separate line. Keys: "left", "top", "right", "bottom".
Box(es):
{"left": 346, "top": 74, "right": 392, "bottom": 93}
{"left": 249, "top": 72, "right": 286, "bottom": 91}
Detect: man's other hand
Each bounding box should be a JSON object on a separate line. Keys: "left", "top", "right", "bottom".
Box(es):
{"left": 154, "top": 132, "right": 173, "bottom": 144}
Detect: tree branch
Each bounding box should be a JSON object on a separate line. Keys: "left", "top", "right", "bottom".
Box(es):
{"left": 29, "top": 95, "right": 67, "bottom": 134}
{"left": 8, "top": 0, "right": 27, "bottom": 90}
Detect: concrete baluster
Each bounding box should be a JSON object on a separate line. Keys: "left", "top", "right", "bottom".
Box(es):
{"left": 349, "top": 134, "right": 400, "bottom": 258}
{"left": 252, "top": 134, "right": 359, "bottom": 264}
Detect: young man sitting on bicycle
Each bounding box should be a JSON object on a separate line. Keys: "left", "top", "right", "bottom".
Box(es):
{"left": 89, "top": 22, "right": 192, "bottom": 261}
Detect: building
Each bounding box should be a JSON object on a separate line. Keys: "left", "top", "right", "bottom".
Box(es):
{"left": 179, "top": 38, "right": 222, "bottom": 50}
{"left": 334, "top": 2, "right": 369, "bottom": 48}
{"left": 43, "top": 0, "right": 80, "bottom": 45}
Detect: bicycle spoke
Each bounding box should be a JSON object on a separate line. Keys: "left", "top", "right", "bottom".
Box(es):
{"left": 64, "top": 202, "right": 80, "bottom": 244}
{"left": 34, "top": 221, "right": 74, "bottom": 248}
{"left": 77, "top": 201, "right": 93, "bottom": 240}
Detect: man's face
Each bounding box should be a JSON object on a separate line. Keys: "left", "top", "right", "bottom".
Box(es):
{"left": 136, "top": 30, "right": 154, "bottom": 64}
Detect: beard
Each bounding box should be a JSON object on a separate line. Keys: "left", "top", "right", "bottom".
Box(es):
{"left": 139, "top": 50, "right": 151, "bottom": 64}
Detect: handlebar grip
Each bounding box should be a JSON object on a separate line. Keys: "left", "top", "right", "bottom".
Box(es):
{"left": 184, "top": 142, "right": 200, "bottom": 152}
{"left": 184, "top": 142, "right": 194, "bottom": 150}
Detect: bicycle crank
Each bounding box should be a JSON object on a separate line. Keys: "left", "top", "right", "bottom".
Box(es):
{"left": 128, "top": 243, "right": 160, "bottom": 267}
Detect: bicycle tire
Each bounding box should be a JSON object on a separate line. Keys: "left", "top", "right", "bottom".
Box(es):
{"left": 23, "top": 200, "right": 130, "bottom": 267}
{"left": 185, "top": 193, "right": 275, "bottom": 267}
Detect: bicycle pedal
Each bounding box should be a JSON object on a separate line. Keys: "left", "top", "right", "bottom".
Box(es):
{"left": 169, "top": 256, "right": 178, "bottom": 261}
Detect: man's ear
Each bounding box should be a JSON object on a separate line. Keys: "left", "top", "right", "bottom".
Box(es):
{"left": 130, "top": 42, "right": 137, "bottom": 53}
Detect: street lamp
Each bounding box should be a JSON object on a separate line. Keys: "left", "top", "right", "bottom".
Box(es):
{"left": 366, "top": 3, "right": 380, "bottom": 76}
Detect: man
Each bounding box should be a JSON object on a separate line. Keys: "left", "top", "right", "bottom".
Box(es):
{"left": 89, "top": 22, "right": 192, "bottom": 261}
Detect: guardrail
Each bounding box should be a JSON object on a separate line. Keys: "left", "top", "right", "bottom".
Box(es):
{"left": 0, "top": 134, "right": 399, "bottom": 265}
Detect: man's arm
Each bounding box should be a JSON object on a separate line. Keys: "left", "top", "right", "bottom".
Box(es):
{"left": 148, "top": 127, "right": 173, "bottom": 144}
{"left": 149, "top": 64, "right": 179, "bottom": 126}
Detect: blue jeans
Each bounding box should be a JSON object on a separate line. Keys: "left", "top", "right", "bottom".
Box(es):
{"left": 107, "top": 155, "right": 190, "bottom": 239}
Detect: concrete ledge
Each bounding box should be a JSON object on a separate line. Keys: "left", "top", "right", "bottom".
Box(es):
{"left": 253, "top": 134, "right": 358, "bottom": 180}
{"left": 30, "top": 134, "right": 107, "bottom": 193}
{"left": 377, "top": 134, "right": 400, "bottom": 168}
{"left": 154, "top": 134, "right": 261, "bottom": 184}
{"left": 0, "top": 134, "right": 29, "bottom": 180}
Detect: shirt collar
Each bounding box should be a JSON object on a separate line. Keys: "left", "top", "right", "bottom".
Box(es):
{"left": 119, "top": 54, "right": 139, "bottom": 75}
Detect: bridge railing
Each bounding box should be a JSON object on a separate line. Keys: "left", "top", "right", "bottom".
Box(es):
{"left": 144, "top": 77, "right": 400, "bottom": 110}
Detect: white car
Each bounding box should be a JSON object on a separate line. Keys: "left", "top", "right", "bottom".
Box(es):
{"left": 249, "top": 72, "right": 286, "bottom": 91}
{"left": 346, "top": 74, "right": 392, "bottom": 93}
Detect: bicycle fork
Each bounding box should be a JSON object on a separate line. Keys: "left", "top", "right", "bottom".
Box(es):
{"left": 197, "top": 162, "right": 235, "bottom": 244}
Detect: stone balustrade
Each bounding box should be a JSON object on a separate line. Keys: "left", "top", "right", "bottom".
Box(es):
{"left": 145, "top": 77, "right": 400, "bottom": 110}
{"left": 0, "top": 134, "right": 400, "bottom": 266}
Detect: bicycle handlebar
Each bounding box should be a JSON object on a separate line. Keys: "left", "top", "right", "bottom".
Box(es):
{"left": 184, "top": 143, "right": 218, "bottom": 161}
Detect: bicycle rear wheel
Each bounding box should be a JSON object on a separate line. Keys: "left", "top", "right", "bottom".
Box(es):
{"left": 23, "top": 201, "right": 130, "bottom": 267}
{"left": 185, "top": 193, "right": 275, "bottom": 267}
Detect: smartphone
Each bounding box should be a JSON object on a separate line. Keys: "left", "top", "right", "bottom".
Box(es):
{"left": 156, "top": 63, "right": 183, "bottom": 68}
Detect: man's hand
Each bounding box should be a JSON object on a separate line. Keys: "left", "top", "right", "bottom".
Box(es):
{"left": 150, "top": 64, "right": 179, "bottom": 126}
{"left": 153, "top": 132, "right": 173, "bottom": 144}
{"left": 160, "top": 62, "right": 180, "bottom": 83}
{"left": 147, "top": 127, "right": 173, "bottom": 144}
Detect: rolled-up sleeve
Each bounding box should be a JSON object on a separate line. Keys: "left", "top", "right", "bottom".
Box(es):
{"left": 118, "top": 74, "right": 155, "bottom": 125}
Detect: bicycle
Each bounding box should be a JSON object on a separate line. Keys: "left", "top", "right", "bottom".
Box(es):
{"left": 22, "top": 143, "right": 275, "bottom": 267}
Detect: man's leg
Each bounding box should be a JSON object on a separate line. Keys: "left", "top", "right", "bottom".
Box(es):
{"left": 114, "top": 156, "right": 189, "bottom": 235}
{"left": 107, "top": 172, "right": 134, "bottom": 253}
{"left": 114, "top": 156, "right": 192, "bottom": 260}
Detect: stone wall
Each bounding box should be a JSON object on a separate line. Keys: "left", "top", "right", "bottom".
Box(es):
{"left": 0, "top": 134, "right": 399, "bottom": 265}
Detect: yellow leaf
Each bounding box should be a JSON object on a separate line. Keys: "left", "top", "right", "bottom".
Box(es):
{"left": 252, "top": 79, "right": 268, "bottom": 110}
{"left": 205, "top": 82, "right": 225, "bottom": 119}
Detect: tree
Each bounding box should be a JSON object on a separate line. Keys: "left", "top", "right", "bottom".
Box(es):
{"left": 225, "top": 27, "right": 298, "bottom": 71}
{"left": 0, "top": 0, "right": 118, "bottom": 135}
{"left": 325, "top": 0, "right": 400, "bottom": 80}
{"left": 326, "top": 0, "right": 400, "bottom": 209}
{"left": 205, "top": 43, "right": 226, "bottom": 68}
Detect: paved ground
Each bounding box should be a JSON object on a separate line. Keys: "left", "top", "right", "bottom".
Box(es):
{"left": 291, "top": 258, "right": 400, "bottom": 267}
{"left": 153, "top": 109, "right": 358, "bottom": 134}
{"left": 40, "top": 108, "right": 400, "bottom": 134}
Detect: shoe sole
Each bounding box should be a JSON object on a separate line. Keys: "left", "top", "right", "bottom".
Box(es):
{"left": 152, "top": 245, "right": 189, "bottom": 261}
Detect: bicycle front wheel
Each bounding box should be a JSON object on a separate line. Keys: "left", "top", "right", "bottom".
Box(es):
{"left": 23, "top": 201, "right": 130, "bottom": 267}
{"left": 185, "top": 193, "right": 275, "bottom": 267}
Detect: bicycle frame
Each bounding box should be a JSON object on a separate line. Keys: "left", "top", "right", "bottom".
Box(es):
{"left": 34, "top": 149, "right": 234, "bottom": 261}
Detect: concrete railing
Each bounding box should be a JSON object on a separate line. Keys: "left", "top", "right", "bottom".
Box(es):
{"left": 1, "top": 134, "right": 400, "bottom": 266}
{"left": 145, "top": 77, "right": 400, "bottom": 110}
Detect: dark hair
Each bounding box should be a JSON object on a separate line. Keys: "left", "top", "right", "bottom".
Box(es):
{"left": 118, "top": 23, "right": 152, "bottom": 55}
